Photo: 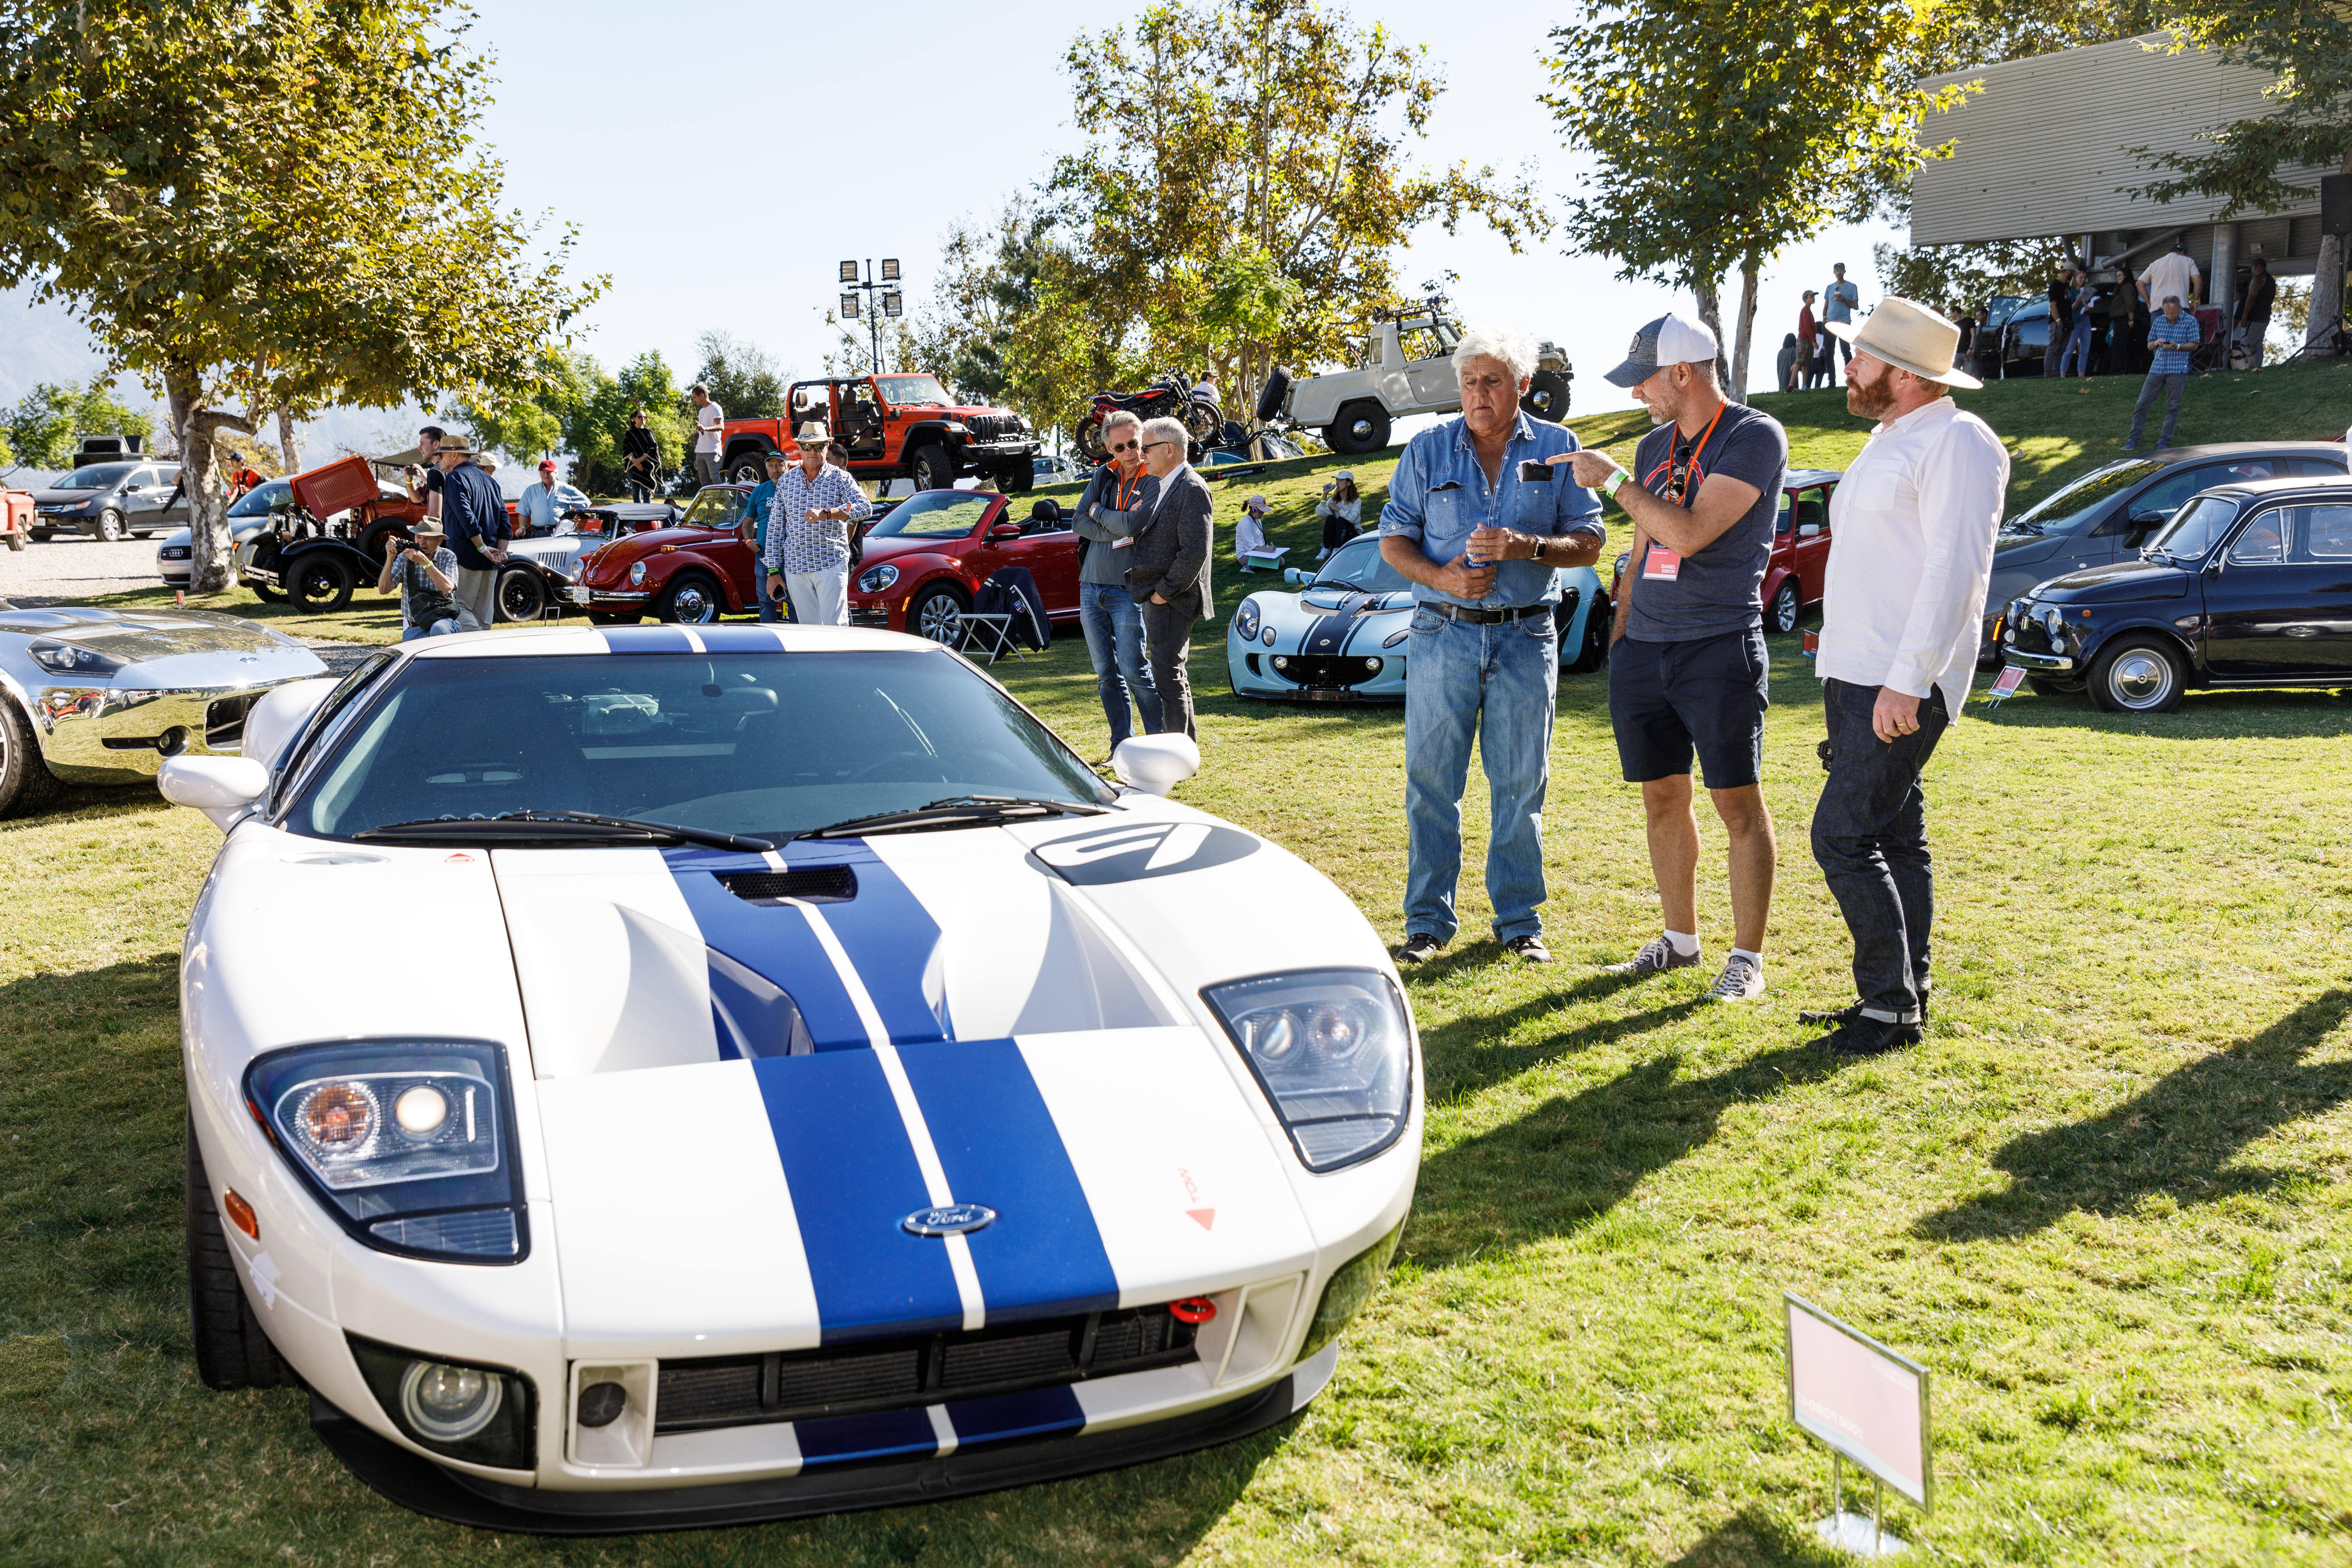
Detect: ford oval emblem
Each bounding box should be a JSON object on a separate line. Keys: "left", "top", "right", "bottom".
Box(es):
{"left": 902, "top": 1202, "right": 996, "bottom": 1237}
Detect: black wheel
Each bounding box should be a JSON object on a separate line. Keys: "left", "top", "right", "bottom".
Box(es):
{"left": 1073, "top": 415, "right": 1107, "bottom": 462}
{"left": 250, "top": 579, "right": 285, "bottom": 604}
{"left": 907, "top": 444, "right": 955, "bottom": 492}
{"left": 1767, "top": 579, "right": 1802, "bottom": 635}
{"left": 1563, "top": 603, "right": 1612, "bottom": 674}
{"left": 726, "top": 448, "right": 773, "bottom": 485}
{"left": 1521, "top": 369, "right": 1571, "bottom": 421}
{"left": 495, "top": 567, "right": 548, "bottom": 623}
{"left": 95, "top": 508, "right": 125, "bottom": 542}
{"left": 187, "top": 1114, "right": 292, "bottom": 1392}
{"left": 1184, "top": 398, "right": 1223, "bottom": 443}
{"left": 286, "top": 554, "right": 353, "bottom": 613}
{"left": 588, "top": 610, "right": 641, "bottom": 626}
{"left": 655, "top": 571, "right": 724, "bottom": 624}
{"left": 906, "top": 580, "right": 968, "bottom": 646}
{"left": 2026, "top": 675, "right": 2087, "bottom": 696}
{"left": 3, "top": 530, "right": 22, "bottom": 552}
{"left": 1255, "top": 368, "right": 1292, "bottom": 423}
{"left": 1326, "top": 402, "right": 1390, "bottom": 455}
{"left": 0, "top": 699, "right": 63, "bottom": 820}
{"left": 2087, "top": 636, "right": 2185, "bottom": 714}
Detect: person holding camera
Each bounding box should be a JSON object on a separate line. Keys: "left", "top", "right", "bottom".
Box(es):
{"left": 1315, "top": 471, "right": 1361, "bottom": 558}
{"left": 376, "top": 517, "right": 478, "bottom": 640}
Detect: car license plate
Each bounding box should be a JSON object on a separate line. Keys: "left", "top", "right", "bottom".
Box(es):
{"left": 569, "top": 586, "right": 591, "bottom": 605}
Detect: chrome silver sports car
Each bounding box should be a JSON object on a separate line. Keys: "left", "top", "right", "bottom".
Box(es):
{"left": 0, "top": 599, "right": 327, "bottom": 818}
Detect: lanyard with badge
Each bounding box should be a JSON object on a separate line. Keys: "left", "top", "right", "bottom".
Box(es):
{"left": 1637, "top": 404, "right": 1723, "bottom": 581}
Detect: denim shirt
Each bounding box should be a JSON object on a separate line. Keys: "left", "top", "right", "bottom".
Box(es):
{"left": 1377, "top": 412, "right": 1604, "bottom": 609}
{"left": 745, "top": 478, "right": 779, "bottom": 554}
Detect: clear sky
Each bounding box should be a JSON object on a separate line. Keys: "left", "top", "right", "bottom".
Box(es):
{"left": 474, "top": 0, "right": 1904, "bottom": 422}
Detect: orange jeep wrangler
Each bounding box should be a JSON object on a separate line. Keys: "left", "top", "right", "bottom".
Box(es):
{"left": 719, "top": 373, "right": 1040, "bottom": 494}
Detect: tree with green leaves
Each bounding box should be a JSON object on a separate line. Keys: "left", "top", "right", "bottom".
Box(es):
{"left": 0, "top": 380, "right": 153, "bottom": 470}
{"left": 1052, "top": 0, "right": 1547, "bottom": 430}
{"left": 1546, "top": 0, "right": 1966, "bottom": 401}
{"left": 1871, "top": 235, "right": 2080, "bottom": 316}
{"left": 0, "top": 1, "right": 599, "bottom": 590}
{"left": 691, "top": 330, "right": 789, "bottom": 421}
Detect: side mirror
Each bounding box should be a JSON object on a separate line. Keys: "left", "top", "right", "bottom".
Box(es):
{"left": 1111, "top": 733, "right": 1200, "bottom": 796}
{"left": 1796, "top": 523, "right": 1821, "bottom": 538}
{"left": 1283, "top": 567, "right": 1309, "bottom": 585}
{"left": 159, "top": 755, "right": 269, "bottom": 832}
{"left": 987, "top": 522, "right": 1023, "bottom": 541}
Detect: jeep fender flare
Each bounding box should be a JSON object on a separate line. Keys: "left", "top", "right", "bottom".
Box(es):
{"left": 897, "top": 421, "right": 965, "bottom": 462}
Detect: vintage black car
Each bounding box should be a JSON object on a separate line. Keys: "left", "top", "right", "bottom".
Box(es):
{"left": 1996, "top": 475, "right": 2352, "bottom": 712}
{"left": 1982, "top": 443, "right": 2348, "bottom": 658}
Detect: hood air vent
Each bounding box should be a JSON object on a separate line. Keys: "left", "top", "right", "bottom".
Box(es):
{"left": 716, "top": 866, "right": 857, "bottom": 904}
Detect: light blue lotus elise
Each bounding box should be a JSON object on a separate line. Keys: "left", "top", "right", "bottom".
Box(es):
{"left": 1224, "top": 534, "right": 1611, "bottom": 703}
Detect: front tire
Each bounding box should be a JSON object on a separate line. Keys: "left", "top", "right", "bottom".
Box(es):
{"left": 0, "top": 699, "right": 63, "bottom": 820}
{"left": 2087, "top": 636, "right": 2185, "bottom": 714}
{"left": 3, "top": 530, "right": 22, "bottom": 551}
{"left": 906, "top": 580, "right": 968, "bottom": 646}
{"left": 187, "top": 1116, "right": 292, "bottom": 1392}
{"left": 95, "top": 509, "right": 126, "bottom": 542}
{"left": 907, "top": 444, "right": 954, "bottom": 492}
{"left": 726, "top": 449, "right": 772, "bottom": 485}
{"left": 1767, "top": 579, "right": 1801, "bottom": 635}
{"left": 286, "top": 554, "right": 354, "bottom": 613}
{"left": 495, "top": 566, "right": 548, "bottom": 623}
{"left": 655, "top": 571, "right": 725, "bottom": 624}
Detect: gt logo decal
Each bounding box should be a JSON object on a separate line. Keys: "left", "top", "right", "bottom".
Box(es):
{"left": 1030, "top": 822, "right": 1259, "bottom": 885}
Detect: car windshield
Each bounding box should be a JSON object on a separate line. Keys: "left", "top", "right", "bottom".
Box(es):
{"left": 682, "top": 488, "right": 751, "bottom": 531}
{"left": 869, "top": 491, "right": 992, "bottom": 538}
{"left": 874, "top": 375, "right": 953, "bottom": 407}
{"left": 2002, "top": 460, "right": 2161, "bottom": 536}
{"left": 55, "top": 464, "right": 135, "bottom": 491}
{"left": 2146, "top": 494, "right": 2241, "bottom": 560}
{"left": 284, "top": 651, "right": 1112, "bottom": 844}
{"left": 1311, "top": 538, "right": 1411, "bottom": 594}
{"left": 228, "top": 478, "right": 293, "bottom": 518}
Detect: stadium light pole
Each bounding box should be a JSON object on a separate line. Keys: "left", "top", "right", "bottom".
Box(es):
{"left": 836, "top": 258, "right": 906, "bottom": 374}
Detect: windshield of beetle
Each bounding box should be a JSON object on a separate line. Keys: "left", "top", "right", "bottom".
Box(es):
{"left": 869, "top": 491, "right": 993, "bottom": 539}
{"left": 281, "top": 651, "right": 1112, "bottom": 843}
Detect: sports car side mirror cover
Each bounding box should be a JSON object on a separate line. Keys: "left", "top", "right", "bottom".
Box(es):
{"left": 240, "top": 677, "right": 339, "bottom": 772}
{"left": 159, "top": 755, "right": 269, "bottom": 831}
{"left": 1112, "top": 733, "right": 1200, "bottom": 796}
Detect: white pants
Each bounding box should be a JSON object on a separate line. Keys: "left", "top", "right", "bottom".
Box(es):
{"left": 786, "top": 568, "right": 848, "bottom": 626}
{"left": 453, "top": 565, "right": 498, "bottom": 629}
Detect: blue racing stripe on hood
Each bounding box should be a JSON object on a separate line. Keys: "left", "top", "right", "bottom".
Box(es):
{"left": 898, "top": 1040, "right": 1117, "bottom": 1322}
{"left": 599, "top": 624, "right": 694, "bottom": 653}
{"left": 806, "top": 850, "right": 950, "bottom": 1044}
{"left": 752, "top": 1053, "right": 965, "bottom": 1343}
{"left": 671, "top": 867, "right": 870, "bottom": 1049}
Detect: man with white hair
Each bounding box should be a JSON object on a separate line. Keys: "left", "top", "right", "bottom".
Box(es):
{"left": 1379, "top": 327, "right": 1605, "bottom": 966}
{"left": 1568, "top": 313, "right": 1788, "bottom": 1003}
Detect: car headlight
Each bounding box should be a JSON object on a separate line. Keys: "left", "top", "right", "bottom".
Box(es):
{"left": 1202, "top": 969, "right": 1413, "bottom": 1172}
{"left": 346, "top": 1334, "right": 536, "bottom": 1469}
{"left": 246, "top": 1042, "right": 525, "bottom": 1263}
{"left": 858, "top": 562, "right": 899, "bottom": 594}
{"left": 1234, "top": 600, "right": 1260, "bottom": 640}
{"left": 628, "top": 560, "right": 647, "bottom": 587}
{"left": 1613, "top": 551, "right": 1629, "bottom": 580}
{"left": 26, "top": 640, "right": 125, "bottom": 678}
{"left": 1302, "top": 1217, "right": 1406, "bottom": 1358}
{"left": 2040, "top": 605, "right": 2067, "bottom": 644}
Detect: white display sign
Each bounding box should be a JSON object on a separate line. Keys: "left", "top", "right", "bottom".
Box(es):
{"left": 1785, "top": 1294, "right": 1931, "bottom": 1509}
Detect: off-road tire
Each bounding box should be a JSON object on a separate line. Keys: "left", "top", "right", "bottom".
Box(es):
{"left": 286, "top": 554, "right": 354, "bottom": 614}
{"left": 95, "top": 509, "right": 126, "bottom": 542}
{"left": 1326, "top": 402, "right": 1391, "bottom": 456}
{"left": 1767, "top": 580, "right": 1802, "bottom": 635}
{"left": 906, "top": 580, "right": 969, "bottom": 647}
{"left": 187, "top": 1114, "right": 293, "bottom": 1392}
{"left": 1255, "top": 368, "right": 1292, "bottom": 424}
{"left": 726, "top": 448, "right": 774, "bottom": 486}
{"left": 1521, "top": 369, "right": 1571, "bottom": 422}
{"left": 2087, "top": 636, "right": 2186, "bottom": 714}
{"left": 907, "top": 444, "right": 955, "bottom": 493}
{"left": 0, "top": 698, "right": 64, "bottom": 820}
{"left": 999, "top": 463, "right": 1034, "bottom": 495}
{"left": 655, "top": 571, "right": 724, "bottom": 625}
{"left": 495, "top": 566, "right": 548, "bottom": 623}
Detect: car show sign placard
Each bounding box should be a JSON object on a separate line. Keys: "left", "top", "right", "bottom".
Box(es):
{"left": 1784, "top": 1293, "right": 1931, "bottom": 1508}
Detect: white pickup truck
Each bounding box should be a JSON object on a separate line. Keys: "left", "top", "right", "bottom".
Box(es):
{"left": 1259, "top": 310, "right": 1573, "bottom": 455}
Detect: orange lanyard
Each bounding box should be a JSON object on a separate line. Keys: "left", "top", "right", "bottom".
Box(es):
{"left": 1640, "top": 404, "right": 1725, "bottom": 507}
{"left": 1114, "top": 466, "right": 1144, "bottom": 509}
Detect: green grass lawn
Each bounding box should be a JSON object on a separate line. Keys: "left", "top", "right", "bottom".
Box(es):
{"left": 5, "top": 371, "right": 2352, "bottom": 1564}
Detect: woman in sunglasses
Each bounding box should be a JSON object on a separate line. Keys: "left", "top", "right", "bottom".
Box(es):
{"left": 1070, "top": 409, "right": 1162, "bottom": 753}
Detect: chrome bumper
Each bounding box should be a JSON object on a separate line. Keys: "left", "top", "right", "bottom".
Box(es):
{"left": 2000, "top": 647, "right": 2074, "bottom": 670}
{"left": 32, "top": 678, "right": 308, "bottom": 783}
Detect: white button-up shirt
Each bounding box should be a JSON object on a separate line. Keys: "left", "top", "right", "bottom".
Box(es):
{"left": 1819, "top": 396, "right": 2010, "bottom": 712}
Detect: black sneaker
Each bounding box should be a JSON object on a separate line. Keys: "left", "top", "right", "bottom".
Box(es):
{"left": 1811, "top": 1015, "right": 1923, "bottom": 1056}
{"left": 1396, "top": 933, "right": 1443, "bottom": 965}
{"left": 1602, "top": 935, "right": 1700, "bottom": 977}
{"left": 1798, "top": 993, "right": 1930, "bottom": 1027}
{"left": 1504, "top": 934, "right": 1551, "bottom": 964}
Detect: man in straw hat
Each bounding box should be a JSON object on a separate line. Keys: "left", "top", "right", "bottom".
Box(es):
{"left": 761, "top": 421, "right": 870, "bottom": 626}
{"left": 1804, "top": 297, "right": 2009, "bottom": 1055}
{"left": 375, "top": 516, "right": 480, "bottom": 640}
{"left": 435, "top": 437, "right": 510, "bottom": 631}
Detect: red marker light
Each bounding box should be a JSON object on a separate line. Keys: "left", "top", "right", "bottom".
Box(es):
{"left": 1168, "top": 1297, "right": 1217, "bottom": 1324}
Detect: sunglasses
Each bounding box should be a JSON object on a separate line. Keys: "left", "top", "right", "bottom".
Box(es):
{"left": 1143, "top": 440, "right": 1176, "bottom": 452}
{"left": 1109, "top": 439, "right": 1139, "bottom": 452}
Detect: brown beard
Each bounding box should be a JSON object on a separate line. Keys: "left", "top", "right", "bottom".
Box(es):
{"left": 1846, "top": 368, "right": 1899, "bottom": 421}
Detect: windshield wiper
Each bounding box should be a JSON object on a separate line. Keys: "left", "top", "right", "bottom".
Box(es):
{"left": 355, "top": 810, "right": 774, "bottom": 852}
{"left": 789, "top": 794, "right": 1109, "bottom": 843}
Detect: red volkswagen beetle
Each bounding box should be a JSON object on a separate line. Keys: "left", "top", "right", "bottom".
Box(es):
{"left": 570, "top": 486, "right": 763, "bottom": 624}
{"left": 849, "top": 489, "right": 1080, "bottom": 643}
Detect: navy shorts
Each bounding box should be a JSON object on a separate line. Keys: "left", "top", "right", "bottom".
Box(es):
{"left": 1608, "top": 628, "right": 1770, "bottom": 788}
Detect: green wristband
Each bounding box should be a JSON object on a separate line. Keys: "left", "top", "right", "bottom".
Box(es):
{"left": 1600, "top": 468, "right": 1630, "bottom": 500}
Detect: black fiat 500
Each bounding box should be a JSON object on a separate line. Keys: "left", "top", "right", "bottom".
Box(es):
{"left": 1998, "top": 475, "right": 2352, "bottom": 713}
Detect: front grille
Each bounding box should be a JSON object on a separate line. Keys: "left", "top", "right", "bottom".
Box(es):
{"left": 715, "top": 866, "right": 857, "bottom": 903}
{"left": 1275, "top": 653, "right": 1384, "bottom": 689}
{"left": 849, "top": 607, "right": 892, "bottom": 629}
{"left": 206, "top": 692, "right": 258, "bottom": 750}
{"left": 964, "top": 414, "right": 1023, "bottom": 443}
{"left": 159, "top": 545, "right": 192, "bottom": 560}
{"left": 653, "top": 1304, "right": 1197, "bottom": 1434}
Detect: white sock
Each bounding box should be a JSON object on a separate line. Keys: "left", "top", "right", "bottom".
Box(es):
{"left": 1664, "top": 930, "right": 1700, "bottom": 957}
{"left": 1730, "top": 947, "right": 1764, "bottom": 972}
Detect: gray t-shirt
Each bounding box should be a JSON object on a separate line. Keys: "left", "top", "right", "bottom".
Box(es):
{"left": 1625, "top": 403, "right": 1788, "bottom": 642}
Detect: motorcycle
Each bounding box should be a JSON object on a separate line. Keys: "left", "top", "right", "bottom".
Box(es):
{"left": 1072, "top": 370, "right": 1223, "bottom": 460}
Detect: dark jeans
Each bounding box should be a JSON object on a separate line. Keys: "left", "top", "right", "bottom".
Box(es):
{"left": 1811, "top": 677, "right": 1950, "bottom": 1023}
{"left": 1138, "top": 598, "right": 1197, "bottom": 738}
{"left": 2128, "top": 372, "right": 2186, "bottom": 449}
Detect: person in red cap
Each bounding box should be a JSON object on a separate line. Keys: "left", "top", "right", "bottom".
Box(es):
{"left": 517, "top": 458, "right": 566, "bottom": 537}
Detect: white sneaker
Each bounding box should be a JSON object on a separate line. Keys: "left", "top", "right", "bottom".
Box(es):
{"left": 1701, "top": 955, "right": 1766, "bottom": 1003}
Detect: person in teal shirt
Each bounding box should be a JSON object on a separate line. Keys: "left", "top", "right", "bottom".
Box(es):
{"left": 747, "top": 450, "right": 787, "bottom": 621}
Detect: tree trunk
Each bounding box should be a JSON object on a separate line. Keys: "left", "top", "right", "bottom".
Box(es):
{"left": 276, "top": 406, "right": 301, "bottom": 472}
{"left": 2310, "top": 233, "right": 2345, "bottom": 355}
{"left": 167, "top": 360, "right": 251, "bottom": 597}
{"left": 1692, "top": 271, "right": 1732, "bottom": 389}
{"left": 1727, "top": 261, "right": 1762, "bottom": 406}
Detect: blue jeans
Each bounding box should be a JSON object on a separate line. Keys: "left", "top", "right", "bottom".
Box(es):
{"left": 2058, "top": 316, "right": 2096, "bottom": 375}
{"left": 400, "top": 618, "right": 462, "bottom": 641}
{"left": 1811, "top": 677, "right": 1951, "bottom": 1022}
{"left": 1403, "top": 609, "right": 1557, "bottom": 943}
{"left": 1079, "top": 582, "right": 1160, "bottom": 745}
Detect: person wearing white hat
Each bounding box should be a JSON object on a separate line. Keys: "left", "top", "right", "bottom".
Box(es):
{"left": 761, "top": 422, "right": 870, "bottom": 626}
{"left": 1804, "top": 297, "right": 2009, "bottom": 1056}
{"left": 1567, "top": 311, "right": 1788, "bottom": 1005}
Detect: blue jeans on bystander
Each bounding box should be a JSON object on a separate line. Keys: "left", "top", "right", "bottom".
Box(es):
{"left": 1079, "top": 581, "right": 1161, "bottom": 746}
{"left": 1402, "top": 608, "right": 1557, "bottom": 945}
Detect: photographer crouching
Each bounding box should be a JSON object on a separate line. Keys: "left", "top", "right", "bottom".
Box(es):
{"left": 377, "top": 517, "right": 479, "bottom": 640}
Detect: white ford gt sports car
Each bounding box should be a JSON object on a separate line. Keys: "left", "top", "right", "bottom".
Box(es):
{"left": 166, "top": 622, "right": 1418, "bottom": 1533}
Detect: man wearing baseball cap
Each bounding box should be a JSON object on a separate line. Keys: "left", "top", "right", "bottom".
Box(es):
{"left": 1566, "top": 312, "right": 1788, "bottom": 1004}
{"left": 517, "top": 457, "right": 567, "bottom": 538}
{"left": 1803, "top": 298, "right": 2008, "bottom": 1054}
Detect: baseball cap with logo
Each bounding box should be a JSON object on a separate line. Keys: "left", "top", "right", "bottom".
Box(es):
{"left": 1604, "top": 313, "right": 1720, "bottom": 389}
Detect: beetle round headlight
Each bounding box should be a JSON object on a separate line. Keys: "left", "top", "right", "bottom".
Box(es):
{"left": 628, "top": 560, "right": 647, "bottom": 587}
{"left": 400, "top": 1359, "right": 503, "bottom": 1441}
{"left": 858, "top": 562, "right": 899, "bottom": 594}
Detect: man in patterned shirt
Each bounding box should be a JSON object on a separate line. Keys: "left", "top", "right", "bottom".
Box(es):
{"left": 2125, "top": 294, "right": 2202, "bottom": 452}
{"left": 762, "top": 422, "right": 872, "bottom": 625}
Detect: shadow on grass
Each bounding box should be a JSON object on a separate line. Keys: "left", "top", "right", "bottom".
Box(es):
{"left": 1918, "top": 986, "right": 2352, "bottom": 1241}
{"left": 1972, "top": 686, "right": 2352, "bottom": 741}
{"left": 1408, "top": 1044, "right": 1840, "bottom": 1268}
{"left": 1664, "top": 1506, "right": 1855, "bottom": 1567}
{"left": 1417, "top": 966, "right": 1702, "bottom": 1104}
